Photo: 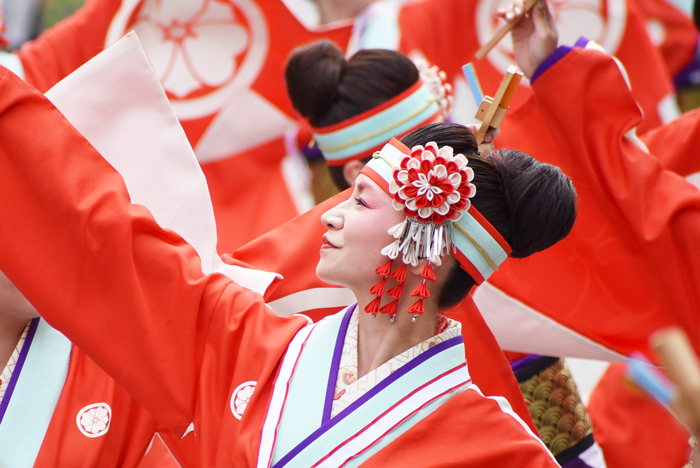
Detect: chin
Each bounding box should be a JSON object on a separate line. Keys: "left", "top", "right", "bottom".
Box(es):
{"left": 316, "top": 261, "right": 349, "bottom": 289}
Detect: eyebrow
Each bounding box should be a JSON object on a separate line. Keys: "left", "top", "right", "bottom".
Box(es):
{"left": 355, "top": 181, "right": 372, "bottom": 194}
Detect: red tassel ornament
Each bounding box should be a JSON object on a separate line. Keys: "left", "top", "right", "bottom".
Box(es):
{"left": 375, "top": 260, "right": 393, "bottom": 276}
{"left": 421, "top": 263, "right": 436, "bottom": 282}
{"left": 410, "top": 281, "right": 430, "bottom": 299}
{"left": 380, "top": 299, "right": 398, "bottom": 316}
{"left": 369, "top": 277, "right": 388, "bottom": 296}
{"left": 407, "top": 298, "right": 425, "bottom": 322}
{"left": 364, "top": 296, "right": 382, "bottom": 315}
{"left": 390, "top": 264, "right": 407, "bottom": 282}
{"left": 387, "top": 284, "right": 403, "bottom": 299}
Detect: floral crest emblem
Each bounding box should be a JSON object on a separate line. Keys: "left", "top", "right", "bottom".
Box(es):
{"left": 76, "top": 403, "right": 112, "bottom": 438}
{"left": 230, "top": 381, "right": 257, "bottom": 420}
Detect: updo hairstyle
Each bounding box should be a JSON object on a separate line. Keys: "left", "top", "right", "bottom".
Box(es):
{"left": 400, "top": 123, "right": 578, "bottom": 309}
{"left": 285, "top": 40, "right": 419, "bottom": 190}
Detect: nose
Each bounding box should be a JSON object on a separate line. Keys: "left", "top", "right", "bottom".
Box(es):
{"left": 321, "top": 201, "right": 345, "bottom": 230}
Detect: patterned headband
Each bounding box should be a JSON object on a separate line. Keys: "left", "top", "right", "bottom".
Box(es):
{"left": 311, "top": 62, "right": 452, "bottom": 167}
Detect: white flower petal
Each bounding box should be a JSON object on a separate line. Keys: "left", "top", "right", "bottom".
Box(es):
{"left": 198, "top": 0, "right": 235, "bottom": 21}
{"left": 92, "top": 420, "right": 107, "bottom": 433}
{"left": 407, "top": 158, "right": 420, "bottom": 170}
{"left": 403, "top": 249, "right": 419, "bottom": 267}
{"left": 154, "top": 0, "right": 206, "bottom": 25}
{"left": 465, "top": 166, "right": 474, "bottom": 182}
{"left": 435, "top": 204, "right": 449, "bottom": 215}
{"left": 433, "top": 165, "right": 447, "bottom": 178}
{"left": 160, "top": 48, "right": 202, "bottom": 98}
{"left": 438, "top": 146, "right": 453, "bottom": 160}
{"left": 447, "top": 192, "right": 460, "bottom": 204}
{"left": 183, "top": 23, "right": 248, "bottom": 86}
{"left": 449, "top": 172, "right": 462, "bottom": 187}
{"left": 389, "top": 180, "right": 400, "bottom": 194}
{"left": 381, "top": 240, "right": 401, "bottom": 259}
{"left": 392, "top": 199, "right": 406, "bottom": 212}
{"left": 454, "top": 153, "right": 468, "bottom": 169}
{"left": 418, "top": 207, "right": 433, "bottom": 218}
{"left": 132, "top": 22, "right": 174, "bottom": 79}
{"left": 405, "top": 198, "right": 417, "bottom": 211}
{"left": 397, "top": 170, "right": 409, "bottom": 184}
{"left": 421, "top": 150, "right": 435, "bottom": 162}
{"left": 452, "top": 211, "right": 463, "bottom": 222}
{"left": 94, "top": 407, "right": 108, "bottom": 419}
{"left": 388, "top": 220, "right": 407, "bottom": 238}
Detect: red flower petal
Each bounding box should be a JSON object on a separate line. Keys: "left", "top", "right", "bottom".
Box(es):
{"left": 416, "top": 196, "right": 431, "bottom": 208}
{"left": 431, "top": 193, "right": 445, "bottom": 207}
{"left": 431, "top": 212, "right": 446, "bottom": 224}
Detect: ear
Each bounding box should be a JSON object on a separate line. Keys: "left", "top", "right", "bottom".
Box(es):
{"left": 408, "top": 258, "right": 429, "bottom": 276}
{"left": 343, "top": 160, "right": 365, "bottom": 187}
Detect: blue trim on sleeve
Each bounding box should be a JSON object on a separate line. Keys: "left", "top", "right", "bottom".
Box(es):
{"left": 530, "top": 37, "right": 591, "bottom": 83}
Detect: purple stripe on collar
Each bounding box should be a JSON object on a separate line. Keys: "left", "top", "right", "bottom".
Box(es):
{"left": 0, "top": 318, "right": 40, "bottom": 425}
{"left": 273, "top": 334, "right": 464, "bottom": 468}
{"left": 561, "top": 458, "right": 595, "bottom": 468}
{"left": 322, "top": 304, "right": 356, "bottom": 423}
{"left": 509, "top": 354, "right": 542, "bottom": 374}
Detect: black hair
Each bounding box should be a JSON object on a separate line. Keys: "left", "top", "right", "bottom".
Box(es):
{"left": 400, "top": 123, "right": 578, "bottom": 309}
{"left": 285, "top": 40, "right": 419, "bottom": 190}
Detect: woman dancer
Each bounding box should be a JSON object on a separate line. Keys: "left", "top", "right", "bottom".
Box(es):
{"left": 0, "top": 59, "right": 577, "bottom": 465}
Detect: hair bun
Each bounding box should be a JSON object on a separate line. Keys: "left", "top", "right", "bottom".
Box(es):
{"left": 492, "top": 149, "right": 577, "bottom": 258}
{"left": 285, "top": 40, "right": 345, "bottom": 124}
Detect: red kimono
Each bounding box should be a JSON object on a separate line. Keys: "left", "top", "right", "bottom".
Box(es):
{"left": 0, "top": 318, "right": 170, "bottom": 468}
{"left": 0, "top": 66, "right": 558, "bottom": 467}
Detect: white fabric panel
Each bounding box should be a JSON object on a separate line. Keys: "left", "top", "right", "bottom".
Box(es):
{"left": 268, "top": 288, "right": 356, "bottom": 316}
{"left": 45, "top": 32, "right": 279, "bottom": 295}
{"left": 474, "top": 283, "right": 626, "bottom": 362}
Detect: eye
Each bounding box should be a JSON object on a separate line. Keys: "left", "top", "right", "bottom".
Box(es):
{"left": 354, "top": 197, "right": 367, "bottom": 207}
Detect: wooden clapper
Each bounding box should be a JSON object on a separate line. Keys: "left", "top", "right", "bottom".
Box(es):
{"left": 461, "top": 62, "right": 523, "bottom": 146}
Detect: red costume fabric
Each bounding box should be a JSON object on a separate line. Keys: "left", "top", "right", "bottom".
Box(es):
{"left": 16, "top": 0, "right": 353, "bottom": 252}
{"left": 528, "top": 42, "right": 700, "bottom": 466}
{"left": 0, "top": 66, "right": 557, "bottom": 467}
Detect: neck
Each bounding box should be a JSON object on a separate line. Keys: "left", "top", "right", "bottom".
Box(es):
{"left": 355, "top": 289, "right": 438, "bottom": 377}
{"left": 317, "top": 0, "right": 375, "bottom": 25}
{"left": 0, "top": 314, "right": 30, "bottom": 369}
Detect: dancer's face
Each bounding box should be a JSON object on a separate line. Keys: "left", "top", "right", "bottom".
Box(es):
{"left": 317, "top": 174, "right": 404, "bottom": 292}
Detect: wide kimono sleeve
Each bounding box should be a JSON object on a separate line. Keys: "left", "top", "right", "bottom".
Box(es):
{"left": 0, "top": 66, "right": 307, "bottom": 443}
{"left": 641, "top": 106, "right": 700, "bottom": 177}
{"left": 528, "top": 43, "right": 700, "bottom": 353}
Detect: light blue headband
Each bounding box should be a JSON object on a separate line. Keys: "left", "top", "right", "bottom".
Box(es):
{"left": 312, "top": 82, "right": 440, "bottom": 166}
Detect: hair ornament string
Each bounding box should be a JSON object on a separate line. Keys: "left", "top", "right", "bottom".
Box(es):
{"left": 364, "top": 141, "right": 476, "bottom": 321}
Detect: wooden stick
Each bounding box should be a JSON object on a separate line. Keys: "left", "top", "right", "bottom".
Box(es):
{"left": 475, "top": 65, "right": 523, "bottom": 144}
{"left": 652, "top": 327, "right": 700, "bottom": 433}
{"left": 475, "top": 0, "right": 539, "bottom": 60}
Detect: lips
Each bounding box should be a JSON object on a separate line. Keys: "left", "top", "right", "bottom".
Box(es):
{"left": 321, "top": 235, "right": 338, "bottom": 249}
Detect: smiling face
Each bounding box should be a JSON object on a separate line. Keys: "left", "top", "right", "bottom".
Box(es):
{"left": 317, "top": 174, "right": 405, "bottom": 293}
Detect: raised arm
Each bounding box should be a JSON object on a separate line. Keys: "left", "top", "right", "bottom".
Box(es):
{"left": 0, "top": 67, "right": 305, "bottom": 438}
